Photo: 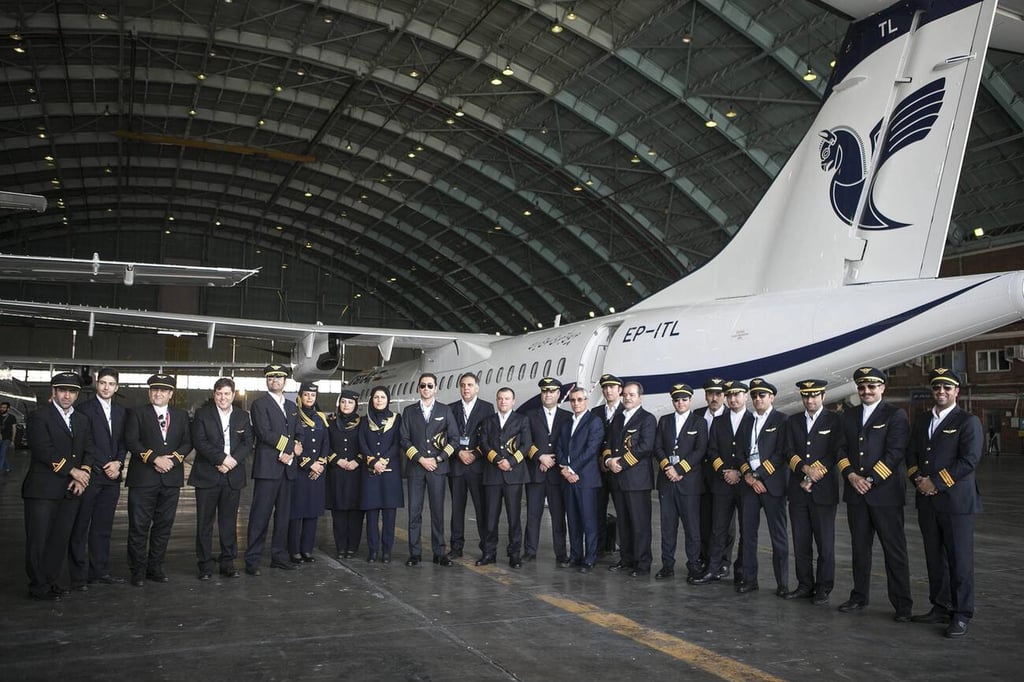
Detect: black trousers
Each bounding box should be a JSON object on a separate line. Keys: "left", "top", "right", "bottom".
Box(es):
{"left": 127, "top": 484, "right": 180, "bottom": 575}
{"left": 524, "top": 477, "right": 568, "bottom": 560}
{"left": 847, "top": 501, "right": 912, "bottom": 614}
{"left": 448, "top": 470, "right": 486, "bottom": 555}
{"left": 738, "top": 489, "right": 788, "bottom": 587}
{"left": 24, "top": 496, "right": 79, "bottom": 597}
{"left": 700, "top": 483, "right": 735, "bottom": 570}
{"left": 565, "top": 484, "right": 599, "bottom": 567}
{"left": 330, "top": 509, "right": 364, "bottom": 554}
{"left": 615, "top": 489, "right": 653, "bottom": 572}
{"left": 917, "top": 497, "right": 975, "bottom": 619}
{"left": 658, "top": 485, "right": 701, "bottom": 575}
{"left": 483, "top": 482, "right": 523, "bottom": 558}
{"left": 596, "top": 471, "right": 614, "bottom": 551}
{"left": 68, "top": 481, "right": 120, "bottom": 583}
{"left": 788, "top": 491, "right": 836, "bottom": 594}
{"left": 194, "top": 485, "right": 241, "bottom": 573}
{"left": 407, "top": 472, "right": 447, "bottom": 559}
{"left": 245, "top": 477, "right": 292, "bottom": 567}
{"left": 708, "top": 484, "right": 743, "bottom": 578}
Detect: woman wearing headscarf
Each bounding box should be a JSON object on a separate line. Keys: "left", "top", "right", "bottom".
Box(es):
{"left": 326, "top": 389, "right": 364, "bottom": 559}
{"left": 288, "top": 383, "right": 329, "bottom": 563}
{"left": 358, "top": 386, "right": 404, "bottom": 563}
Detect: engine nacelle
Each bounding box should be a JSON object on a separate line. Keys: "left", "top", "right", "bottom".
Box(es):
{"left": 290, "top": 332, "right": 342, "bottom": 381}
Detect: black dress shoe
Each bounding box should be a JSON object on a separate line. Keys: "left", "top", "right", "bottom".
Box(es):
{"left": 894, "top": 613, "right": 912, "bottom": 623}
{"left": 146, "top": 572, "right": 169, "bottom": 583}
{"left": 655, "top": 568, "right": 675, "bottom": 580}
{"left": 509, "top": 556, "right": 523, "bottom": 569}
{"left": 629, "top": 569, "right": 649, "bottom": 578}
{"left": 784, "top": 587, "right": 813, "bottom": 600}
{"left": 944, "top": 619, "right": 969, "bottom": 638}
{"left": 30, "top": 590, "right": 62, "bottom": 601}
{"left": 474, "top": 556, "right": 496, "bottom": 566}
{"left": 270, "top": 561, "right": 297, "bottom": 571}
{"left": 434, "top": 555, "right": 453, "bottom": 567}
{"left": 290, "top": 555, "right": 304, "bottom": 564}
{"left": 812, "top": 591, "right": 830, "bottom": 605}
{"left": 382, "top": 555, "right": 391, "bottom": 564}
{"left": 713, "top": 565, "right": 730, "bottom": 580}
{"left": 557, "top": 559, "right": 574, "bottom": 568}
{"left": 689, "top": 572, "right": 720, "bottom": 585}
{"left": 405, "top": 556, "right": 422, "bottom": 567}
{"left": 911, "top": 606, "right": 951, "bottom": 624}
{"left": 220, "top": 568, "right": 240, "bottom": 578}
{"left": 838, "top": 600, "right": 866, "bottom": 613}
{"left": 301, "top": 553, "right": 316, "bottom": 563}
{"left": 578, "top": 564, "right": 594, "bottom": 574}
{"left": 522, "top": 553, "right": 536, "bottom": 562}
{"left": 736, "top": 581, "right": 759, "bottom": 594}
{"left": 244, "top": 566, "right": 261, "bottom": 576}
{"left": 447, "top": 549, "right": 463, "bottom": 559}
{"left": 130, "top": 574, "right": 145, "bottom": 587}
{"left": 607, "top": 561, "right": 628, "bottom": 572}
{"left": 198, "top": 573, "right": 212, "bottom": 581}
{"left": 71, "top": 583, "right": 89, "bottom": 592}
{"left": 367, "top": 553, "right": 378, "bottom": 563}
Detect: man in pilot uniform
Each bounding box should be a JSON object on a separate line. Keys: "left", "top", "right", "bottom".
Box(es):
{"left": 694, "top": 378, "right": 730, "bottom": 576}
{"left": 124, "top": 374, "right": 191, "bottom": 586}
{"left": 399, "top": 372, "right": 460, "bottom": 566}
{"left": 836, "top": 368, "right": 912, "bottom": 621}
{"left": 23, "top": 372, "right": 94, "bottom": 600}
{"left": 524, "top": 377, "right": 572, "bottom": 564}
{"left": 446, "top": 372, "right": 493, "bottom": 561}
{"left": 477, "top": 387, "right": 532, "bottom": 568}
{"left": 245, "top": 363, "right": 302, "bottom": 575}
{"left": 591, "top": 374, "right": 623, "bottom": 554}
{"left": 653, "top": 383, "right": 707, "bottom": 581}
{"left": 907, "top": 368, "right": 983, "bottom": 638}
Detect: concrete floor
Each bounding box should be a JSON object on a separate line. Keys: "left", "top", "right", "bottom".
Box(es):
{"left": 1, "top": 450, "right": 1022, "bottom": 681}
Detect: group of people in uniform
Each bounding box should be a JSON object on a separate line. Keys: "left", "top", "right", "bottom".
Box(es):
{"left": 21, "top": 361, "right": 983, "bottom": 639}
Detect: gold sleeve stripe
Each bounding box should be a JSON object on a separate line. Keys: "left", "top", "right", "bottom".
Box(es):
{"left": 812, "top": 461, "right": 828, "bottom": 476}
{"left": 300, "top": 457, "right": 311, "bottom": 467}
{"left": 81, "top": 464, "right": 92, "bottom": 473}
{"left": 680, "top": 460, "right": 692, "bottom": 473}
{"left": 528, "top": 445, "right": 539, "bottom": 458}
{"left": 601, "top": 448, "right": 611, "bottom": 457}
{"left": 939, "top": 469, "right": 955, "bottom": 488}
{"left": 443, "top": 444, "right": 454, "bottom": 456}
{"left": 659, "top": 458, "right": 670, "bottom": 470}
{"left": 327, "top": 453, "right": 337, "bottom": 462}
{"left": 513, "top": 452, "right": 524, "bottom": 463}
{"left": 873, "top": 461, "right": 892, "bottom": 479}
{"left": 52, "top": 457, "right": 67, "bottom": 472}
{"left": 789, "top": 455, "right": 802, "bottom": 471}
{"left": 172, "top": 452, "right": 184, "bottom": 463}
{"left": 763, "top": 461, "right": 776, "bottom": 475}
{"left": 907, "top": 465, "right": 919, "bottom": 477}
{"left": 624, "top": 453, "right": 638, "bottom": 467}
{"left": 275, "top": 435, "right": 290, "bottom": 452}
{"left": 712, "top": 457, "right": 724, "bottom": 471}
{"left": 739, "top": 463, "right": 750, "bottom": 473}
{"left": 837, "top": 458, "right": 851, "bottom": 473}
{"left": 317, "top": 457, "right": 327, "bottom": 464}
{"left": 487, "top": 449, "right": 498, "bottom": 463}
{"left": 405, "top": 446, "right": 418, "bottom": 460}
{"left": 139, "top": 449, "right": 153, "bottom": 463}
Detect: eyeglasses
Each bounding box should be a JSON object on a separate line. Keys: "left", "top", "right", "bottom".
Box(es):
{"left": 568, "top": 397, "right": 588, "bottom": 403}
{"left": 857, "top": 383, "right": 881, "bottom": 390}
{"left": 541, "top": 388, "right": 560, "bottom": 392}
{"left": 419, "top": 383, "right": 434, "bottom": 389}
{"left": 932, "top": 385, "right": 955, "bottom": 392}
{"left": 671, "top": 396, "right": 690, "bottom": 402}
{"left": 751, "top": 392, "right": 771, "bottom": 398}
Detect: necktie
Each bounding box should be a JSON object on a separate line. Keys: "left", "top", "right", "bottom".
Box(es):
{"left": 158, "top": 412, "right": 168, "bottom": 438}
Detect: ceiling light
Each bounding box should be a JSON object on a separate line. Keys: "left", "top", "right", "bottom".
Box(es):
{"left": 257, "top": 118, "right": 265, "bottom": 126}
{"left": 322, "top": 14, "right": 333, "bottom": 23}
{"left": 490, "top": 74, "right": 503, "bottom": 85}
{"left": 566, "top": 7, "right": 578, "bottom": 21}
{"left": 104, "top": 167, "right": 112, "bottom": 173}
{"left": 803, "top": 67, "right": 817, "bottom": 81}
{"left": 584, "top": 176, "right": 593, "bottom": 186}
{"left": 296, "top": 67, "right": 305, "bottom": 76}
{"left": 188, "top": 108, "right": 197, "bottom": 116}
{"left": 973, "top": 227, "right": 985, "bottom": 238}
{"left": 305, "top": 241, "right": 313, "bottom": 249}
{"left": 104, "top": 105, "right": 111, "bottom": 116}
{"left": 630, "top": 154, "right": 641, "bottom": 164}
{"left": 388, "top": 276, "right": 397, "bottom": 283}
{"left": 647, "top": 148, "right": 656, "bottom": 156}
{"left": 493, "top": 225, "right": 502, "bottom": 231}
{"left": 829, "top": 59, "right": 837, "bottom": 68}
{"left": 38, "top": 132, "right": 46, "bottom": 139}
{"left": 608, "top": 307, "right": 616, "bottom": 313}
{"left": 214, "top": 220, "right": 221, "bottom": 226}
{"left": 407, "top": 151, "right": 416, "bottom": 158}
{"left": 455, "top": 107, "right": 465, "bottom": 117}
{"left": 274, "top": 84, "right": 283, "bottom": 92}
{"left": 281, "top": 264, "right": 288, "bottom": 269}
{"left": 13, "top": 46, "right": 26, "bottom": 54}
{"left": 43, "top": 155, "right": 54, "bottom": 161}
{"left": 10, "top": 33, "right": 22, "bottom": 40}
{"left": 550, "top": 22, "right": 563, "bottom": 34}
{"left": 502, "top": 64, "right": 514, "bottom": 76}
{"left": 275, "top": 225, "right": 283, "bottom": 230}
{"left": 725, "top": 106, "right": 738, "bottom": 119}
{"left": 522, "top": 209, "right": 532, "bottom": 216}
{"left": 572, "top": 184, "right": 583, "bottom": 192}
{"left": 303, "top": 189, "right": 313, "bottom": 197}
{"left": 409, "top": 69, "right": 420, "bottom": 78}
{"left": 588, "top": 311, "right": 595, "bottom": 318}
{"left": 682, "top": 33, "right": 692, "bottom": 44}
{"left": 705, "top": 116, "right": 717, "bottom": 128}
{"left": 445, "top": 117, "right": 455, "bottom": 125}
{"left": 165, "top": 229, "right": 172, "bottom": 235}
{"left": 98, "top": 12, "right": 109, "bottom": 20}
{"left": 197, "top": 73, "right": 206, "bottom": 80}
{"left": 625, "top": 278, "right": 633, "bottom": 287}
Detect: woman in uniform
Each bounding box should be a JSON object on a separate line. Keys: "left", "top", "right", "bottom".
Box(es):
{"left": 288, "top": 383, "right": 329, "bottom": 563}
{"left": 326, "top": 389, "right": 363, "bottom": 559}
{"left": 358, "top": 386, "right": 404, "bottom": 563}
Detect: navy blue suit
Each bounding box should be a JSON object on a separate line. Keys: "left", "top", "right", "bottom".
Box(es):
{"left": 68, "top": 395, "right": 127, "bottom": 584}
{"left": 654, "top": 410, "right": 707, "bottom": 576}
{"left": 906, "top": 405, "right": 983, "bottom": 621}
{"left": 557, "top": 411, "right": 604, "bottom": 567}
{"left": 591, "top": 402, "right": 622, "bottom": 552}
{"left": 399, "top": 401, "right": 459, "bottom": 560}
{"left": 524, "top": 406, "right": 571, "bottom": 561}
{"left": 447, "top": 398, "right": 493, "bottom": 556}
{"left": 479, "top": 411, "right": 532, "bottom": 559}
{"left": 603, "top": 407, "right": 657, "bottom": 573}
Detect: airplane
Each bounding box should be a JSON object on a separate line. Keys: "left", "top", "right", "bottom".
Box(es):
{"left": 0, "top": 252, "right": 259, "bottom": 287}
{"left": 2, "top": 0, "right": 1024, "bottom": 418}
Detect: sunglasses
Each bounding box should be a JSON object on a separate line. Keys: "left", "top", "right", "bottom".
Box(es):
{"left": 932, "top": 384, "right": 955, "bottom": 392}
{"left": 568, "top": 397, "right": 588, "bottom": 403}
{"left": 671, "top": 396, "right": 690, "bottom": 401}
{"left": 419, "top": 383, "right": 435, "bottom": 389}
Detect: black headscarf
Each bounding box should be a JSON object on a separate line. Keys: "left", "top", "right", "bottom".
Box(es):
{"left": 367, "top": 385, "right": 393, "bottom": 427}
{"left": 335, "top": 389, "right": 360, "bottom": 429}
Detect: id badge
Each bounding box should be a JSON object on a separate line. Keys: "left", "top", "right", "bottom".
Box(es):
{"left": 459, "top": 436, "right": 470, "bottom": 447}
{"left": 669, "top": 455, "right": 680, "bottom": 465}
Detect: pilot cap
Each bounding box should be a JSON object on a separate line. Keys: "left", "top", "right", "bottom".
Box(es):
{"left": 796, "top": 379, "right": 828, "bottom": 395}
{"left": 299, "top": 382, "right": 319, "bottom": 394}
{"left": 147, "top": 374, "right": 176, "bottom": 390}
{"left": 853, "top": 367, "right": 887, "bottom": 384}
{"left": 263, "top": 363, "right": 291, "bottom": 378}
{"left": 723, "top": 380, "right": 748, "bottom": 394}
{"left": 748, "top": 378, "right": 777, "bottom": 396}
{"left": 599, "top": 374, "right": 622, "bottom": 387}
{"left": 703, "top": 377, "right": 726, "bottom": 393}
{"left": 51, "top": 372, "right": 82, "bottom": 390}
{"left": 670, "top": 383, "right": 693, "bottom": 399}
{"left": 538, "top": 377, "right": 562, "bottom": 391}
{"left": 929, "top": 368, "right": 961, "bottom": 387}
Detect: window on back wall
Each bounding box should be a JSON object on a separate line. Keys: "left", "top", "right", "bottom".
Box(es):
{"left": 921, "top": 353, "right": 950, "bottom": 374}
{"left": 976, "top": 349, "right": 1011, "bottom": 373}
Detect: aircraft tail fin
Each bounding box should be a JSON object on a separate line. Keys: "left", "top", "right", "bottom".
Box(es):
{"left": 631, "top": 0, "right": 998, "bottom": 310}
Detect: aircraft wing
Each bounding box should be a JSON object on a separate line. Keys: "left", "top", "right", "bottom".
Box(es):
{"left": 0, "top": 300, "right": 497, "bottom": 355}
{"left": 0, "top": 253, "right": 259, "bottom": 287}
{"left": 2, "top": 356, "right": 268, "bottom": 372}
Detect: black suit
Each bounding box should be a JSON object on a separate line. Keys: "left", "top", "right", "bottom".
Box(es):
{"left": 245, "top": 393, "right": 300, "bottom": 569}
{"left": 524, "top": 406, "right": 571, "bottom": 560}
{"left": 603, "top": 406, "right": 657, "bottom": 573}
{"left": 479, "top": 411, "right": 532, "bottom": 560}
{"left": 654, "top": 410, "right": 707, "bottom": 576}
{"left": 124, "top": 404, "right": 191, "bottom": 578}
{"left": 784, "top": 409, "right": 842, "bottom": 596}
{"left": 557, "top": 411, "right": 604, "bottom": 567}
{"left": 447, "top": 398, "right": 493, "bottom": 556}
{"left": 706, "top": 410, "right": 752, "bottom": 580}
{"left": 23, "top": 402, "right": 94, "bottom": 598}
{"left": 399, "top": 401, "right": 460, "bottom": 559}
{"left": 68, "top": 396, "right": 127, "bottom": 585}
{"left": 695, "top": 405, "right": 731, "bottom": 571}
{"left": 738, "top": 408, "right": 789, "bottom": 588}
{"left": 837, "top": 401, "right": 912, "bottom": 614}
{"left": 189, "top": 403, "right": 252, "bottom": 574}
{"left": 906, "top": 405, "right": 983, "bottom": 621}
{"left": 591, "top": 402, "right": 622, "bottom": 552}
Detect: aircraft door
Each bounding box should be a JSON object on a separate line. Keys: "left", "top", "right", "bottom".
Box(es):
{"left": 576, "top": 323, "right": 618, "bottom": 390}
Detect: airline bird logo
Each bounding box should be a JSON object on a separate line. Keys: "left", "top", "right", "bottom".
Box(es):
{"left": 819, "top": 77, "right": 945, "bottom": 230}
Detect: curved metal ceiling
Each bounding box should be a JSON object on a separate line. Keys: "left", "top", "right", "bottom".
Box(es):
{"left": 2, "top": 0, "right": 1024, "bottom": 336}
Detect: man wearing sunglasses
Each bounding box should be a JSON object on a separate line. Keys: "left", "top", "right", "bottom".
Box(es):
{"left": 399, "top": 373, "right": 460, "bottom": 567}
{"left": 836, "top": 367, "right": 912, "bottom": 622}
{"left": 906, "top": 368, "right": 983, "bottom": 639}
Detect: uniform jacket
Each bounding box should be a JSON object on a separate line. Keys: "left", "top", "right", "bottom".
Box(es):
{"left": 326, "top": 413, "right": 363, "bottom": 510}
{"left": 479, "top": 411, "right": 532, "bottom": 486}
{"left": 249, "top": 393, "right": 300, "bottom": 481}
{"left": 125, "top": 404, "right": 192, "bottom": 488}
{"left": 76, "top": 395, "right": 128, "bottom": 486}
{"left": 837, "top": 401, "right": 909, "bottom": 506}
{"left": 603, "top": 406, "right": 657, "bottom": 492}
{"left": 906, "top": 405, "right": 983, "bottom": 514}
{"left": 399, "top": 401, "right": 460, "bottom": 477}
{"left": 740, "top": 408, "right": 788, "bottom": 497}
{"left": 654, "top": 410, "right": 708, "bottom": 496}
{"left": 447, "top": 398, "right": 494, "bottom": 476}
{"left": 525, "top": 406, "right": 572, "bottom": 484}
{"left": 556, "top": 411, "right": 604, "bottom": 489}
{"left": 188, "top": 403, "right": 252, "bottom": 490}
{"left": 357, "top": 413, "right": 404, "bottom": 510}
{"left": 784, "top": 409, "right": 842, "bottom": 504}
{"left": 706, "top": 410, "right": 753, "bottom": 495}
{"left": 23, "top": 402, "right": 95, "bottom": 500}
